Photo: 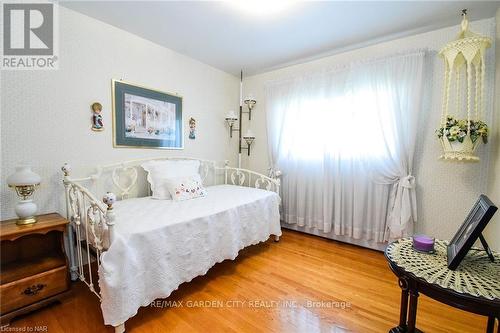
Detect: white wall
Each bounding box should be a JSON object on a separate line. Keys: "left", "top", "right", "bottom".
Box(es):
{"left": 484, "top": 9, "right": 500, "bottom": 251}
{"left": 241, "top": 18, "right": 497, "bottom": 249}
{"left": 0, "top": 6, "right": 239, "bottom": 220}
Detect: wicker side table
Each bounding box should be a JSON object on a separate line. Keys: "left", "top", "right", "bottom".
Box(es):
{"left": 385, "top": 238, "right": 500, "bottom": 333}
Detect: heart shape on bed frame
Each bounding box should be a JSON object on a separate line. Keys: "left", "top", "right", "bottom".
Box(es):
{"left": 230, "top": 170, "right": 246, "bottom": 186}
{"left": 112, "top": 166, "right": 138, "bottom": 199}
{"left": 255, "top": 177, "right": 272, "bottom": 191}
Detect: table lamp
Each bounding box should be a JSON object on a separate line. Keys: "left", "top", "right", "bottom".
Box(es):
{"left": 7, "top": 165, "right": 41, "bottom": 225}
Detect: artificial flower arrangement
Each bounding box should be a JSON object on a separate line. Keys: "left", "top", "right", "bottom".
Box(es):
{"left": 436, "top": 116, "right": 488, "bottom": 144}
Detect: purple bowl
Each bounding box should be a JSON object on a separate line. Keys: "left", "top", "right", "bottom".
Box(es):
{"left": 412, "top": 235, "right": 435, "bottom": 253}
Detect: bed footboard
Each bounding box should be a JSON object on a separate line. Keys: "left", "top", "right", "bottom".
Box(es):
{"left": 222, "top": 161, "right": 281, "bottom": 195}
{"left": 222, "top": 162, "right": 281, "bottom": 242}
{"left": 62, "top": 164, "right": 116, "bottom": 290}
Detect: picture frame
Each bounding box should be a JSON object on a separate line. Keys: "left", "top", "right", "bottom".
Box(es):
{"left": 447, "top": 194, "right": 497, "bottom": 270}
{"left": 112, "top": 79, "right": 183, "bottom": 149}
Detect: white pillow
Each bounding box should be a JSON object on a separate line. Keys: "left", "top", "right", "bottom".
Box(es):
{"left": 141, "top": 160, "right": 201, "bottom": 199}
{"left": 165, "top": 174, "right": 207, "bottom": 201}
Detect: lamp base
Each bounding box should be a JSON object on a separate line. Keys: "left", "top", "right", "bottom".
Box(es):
{"left": 14, "top": 199, "right": 38, "bottom": 225}
{"left": 16, "top": 216, "right": 37, "bottom": 225}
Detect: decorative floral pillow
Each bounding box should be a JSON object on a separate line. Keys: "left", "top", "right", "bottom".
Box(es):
{"left": 165, "top": 174, "right": 207, "bottom": 201}
{"left": 141, "top": 160, "right": 200, "bottom": 200}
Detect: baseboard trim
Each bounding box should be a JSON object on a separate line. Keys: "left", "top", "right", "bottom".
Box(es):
{"left": 281, "top": 223, "right": 387, "bottom": 252}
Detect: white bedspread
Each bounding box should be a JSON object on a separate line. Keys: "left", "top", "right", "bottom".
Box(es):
{"left": 98, "top": 185, "right": 281, "bottom": 326}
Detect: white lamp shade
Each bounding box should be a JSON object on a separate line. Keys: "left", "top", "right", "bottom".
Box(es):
{"left": 244, "top": 94, "right": 256, "bottom": 102}
{"left": 225, "top": 110, "right": 238, "bottom": 120}
{"left": 7, "top": 165, "right": 41, "bottom": 186}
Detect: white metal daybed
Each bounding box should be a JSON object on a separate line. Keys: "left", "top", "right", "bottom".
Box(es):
{"left": 61, "top": 158, "right": 281, "bottom": 333}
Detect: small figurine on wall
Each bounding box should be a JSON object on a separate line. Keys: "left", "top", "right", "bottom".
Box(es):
{"left": 188, "top": 117, "right": 196, "bottom": 139}
{"left": 91, "top": 102, "right": 104, "bottom": 131}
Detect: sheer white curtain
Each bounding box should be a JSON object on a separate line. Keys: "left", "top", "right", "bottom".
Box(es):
{"left": 265, "top": 51, "right": 425, "bottom": 242}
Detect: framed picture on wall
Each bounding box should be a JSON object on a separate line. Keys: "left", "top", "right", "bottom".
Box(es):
{"left": 112, "top": 79, "right": 183, "bottom": 149}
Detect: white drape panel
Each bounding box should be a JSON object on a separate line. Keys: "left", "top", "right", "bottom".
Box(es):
{"left": 265, "top": 51, "right": 425, "bottom": 243}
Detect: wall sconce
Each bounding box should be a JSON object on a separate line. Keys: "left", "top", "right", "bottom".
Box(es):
{"left": 225, "top": 110, "right": 239, "bottom": 138}
{"left": 243, "top": 94, "right": 257, "bottom": 120}
{"left": 226, "top": 71, "right": 257, "bottom": 164}
{"left": 242, "top": 129, "right": 255, "bottom": 156}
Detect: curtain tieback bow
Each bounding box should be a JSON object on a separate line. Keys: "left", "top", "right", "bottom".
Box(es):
{"left": 400, "top": 175, "right": 415, "bottom": 189}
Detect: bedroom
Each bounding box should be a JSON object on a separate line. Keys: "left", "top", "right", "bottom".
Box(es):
{"left": 0, "top": 1, "right": 499, "bottom": 332}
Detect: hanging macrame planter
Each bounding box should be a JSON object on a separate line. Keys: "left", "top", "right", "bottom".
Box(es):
{"left": 437, "top": 10, "right": 491, "bottom": 161}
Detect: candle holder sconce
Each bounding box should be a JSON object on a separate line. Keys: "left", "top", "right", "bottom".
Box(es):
{"left": 243, "top": 95, "right": 257, "bottom": 120}
{"left": 242, "top": 130, "right": 256, "bottom": 156}
{"left": 225, "top": 111, "right": 239, "bottom": 138}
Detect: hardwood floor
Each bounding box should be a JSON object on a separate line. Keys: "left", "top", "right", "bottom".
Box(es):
{"left": 3, "top": 230, "right": 493, "bottom": 332}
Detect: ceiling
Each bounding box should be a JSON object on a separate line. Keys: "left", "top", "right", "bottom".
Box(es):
{"left": 61, "top": 1, "right": 499, "bottom": 76}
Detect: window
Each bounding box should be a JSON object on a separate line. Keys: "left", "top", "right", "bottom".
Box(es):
{"left": 279, "top": 89, "right": 396, "bottom": 161}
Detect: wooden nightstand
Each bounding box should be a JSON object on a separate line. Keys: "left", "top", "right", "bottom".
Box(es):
{"left": 0, "top": 213, "right": 71, "bottom": 325}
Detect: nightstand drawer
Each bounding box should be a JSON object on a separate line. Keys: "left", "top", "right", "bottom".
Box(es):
{"left": 1, "top": 266, "right": 68, "bottom": 314}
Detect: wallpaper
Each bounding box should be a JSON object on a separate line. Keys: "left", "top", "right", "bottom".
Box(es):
{"left": 0, "top": 6, "right": 239, "bottom": 220}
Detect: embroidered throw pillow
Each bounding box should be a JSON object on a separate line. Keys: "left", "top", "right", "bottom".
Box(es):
{"left": 141, "top": 160, "right": 201, "bottom": 199}
{"left": 165, "top": 174, "right": 207, "bottom": 201}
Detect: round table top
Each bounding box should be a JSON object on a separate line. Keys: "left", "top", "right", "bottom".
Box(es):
{"left": 385, "top": 238, "right": 500, "bottom": 301}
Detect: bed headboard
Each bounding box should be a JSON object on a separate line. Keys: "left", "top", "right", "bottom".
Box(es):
{"left": 62, "top": 156, "right": 281, "bottom": 204}
{"left": 64, "top": 157, "right": 218, "bottom": 200}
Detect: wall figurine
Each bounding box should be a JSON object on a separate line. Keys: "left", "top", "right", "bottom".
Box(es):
{"left": 188, "top": 117, "right": 196, "bottom": 139}
{"left": 91, "top": 102, "right": 104, "bottom": 131}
